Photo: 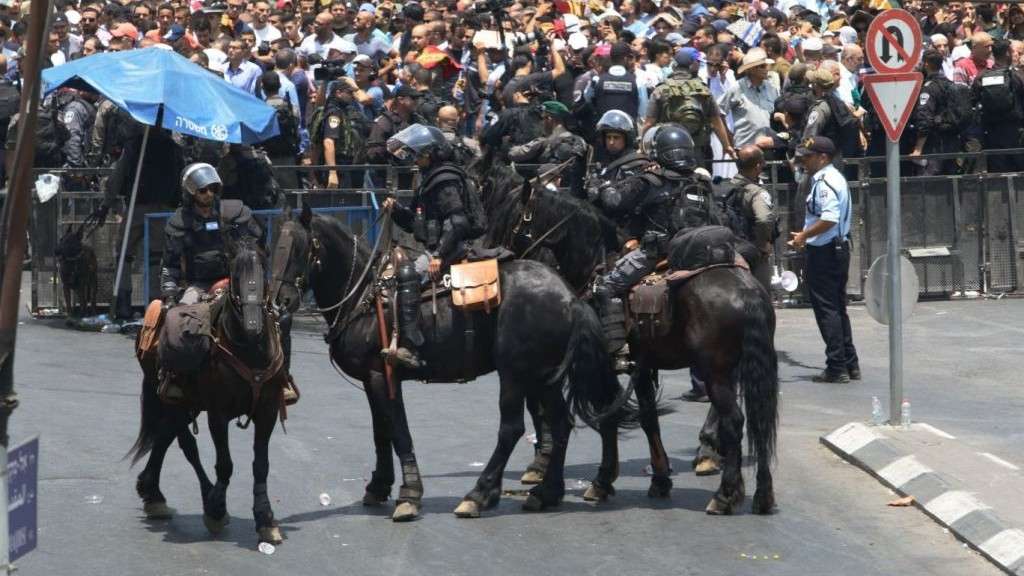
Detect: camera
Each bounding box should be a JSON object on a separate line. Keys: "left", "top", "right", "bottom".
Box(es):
{"left": 309, "top": 54, "right": 348, "bottom": 81}
{"left": 511, "top": 31, "right": 540, "bottom": 47}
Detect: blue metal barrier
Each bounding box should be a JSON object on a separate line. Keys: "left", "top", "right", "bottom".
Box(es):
{"left": 141, "top": 202, "right": 379, "bottom": 303}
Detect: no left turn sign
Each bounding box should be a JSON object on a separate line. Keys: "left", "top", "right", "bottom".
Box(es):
{"left": 866, "top": 10, "right": 923, "bottom": 74}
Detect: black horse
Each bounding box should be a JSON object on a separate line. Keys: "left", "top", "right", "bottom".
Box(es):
{"left": 128, "top": 236, "right": 289, "bottom": 544}
{"left": 482, "top": 169, "right": 779, "bottom": 515}
{"left": 271, "top": 205, "right": 638, "bottom": 520}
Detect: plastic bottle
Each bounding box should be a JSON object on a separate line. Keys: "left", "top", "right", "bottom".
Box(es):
{"left": 900, "top": 398, "right": 911, "bottom": 430}
{"left": 871, "top": 396, "right": 884, "bottom": 426}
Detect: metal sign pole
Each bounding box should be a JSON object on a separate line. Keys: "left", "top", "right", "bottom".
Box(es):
{"left": 886, "top": 139, "right": 903, "bottom": 425}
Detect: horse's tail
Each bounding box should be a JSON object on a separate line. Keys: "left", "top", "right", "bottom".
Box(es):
{"left": 125, "top": 360, "right": 162, "bottom": 466}
{"left": 563, "top": 299, "right": 641, "bottom": 430}
{"left": 738, "top": 295, "right": 779, "bottom": 465}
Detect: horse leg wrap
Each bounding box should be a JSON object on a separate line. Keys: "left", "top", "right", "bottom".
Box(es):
{"left": 252, "top": 482, "right": 275, "bottom": 525}
{"left": 397, "top": 458, "right": 423, "bottom": 503}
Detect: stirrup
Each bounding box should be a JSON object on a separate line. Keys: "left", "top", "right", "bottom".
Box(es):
{"left": 383, "top": 346, "right": 424, "bottom": 370}
{"left": 612, "top": 344, "right": 633, "bottom": 374}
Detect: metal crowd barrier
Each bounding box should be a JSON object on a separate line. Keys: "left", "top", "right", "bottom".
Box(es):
{"left": 26, "top": 154, "right": 1024, "bottom": 315}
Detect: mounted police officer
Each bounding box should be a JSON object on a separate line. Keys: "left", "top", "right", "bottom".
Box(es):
{"left": 382, "top": 124, "right": 487, "bottom": 370}
{"left": 591, "top": 124, "right": 716, "bottom": 371}
{"left": 160, "top": 163, "right": 265, "bottom": 306}
{"left": 591, "top": 109, "right": 647, "bottom": 184}
{"left": 508, "top": 100, "right": 588, "bottom": 198}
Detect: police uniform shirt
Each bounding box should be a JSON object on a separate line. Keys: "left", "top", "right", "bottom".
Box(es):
{"left": 802, "top": 99, "right": 832, "bottom": 140}
{"left": 804, "top": 163, "right": 851, "bottom": 246}
{"left": 583, "top": 65, "right": 649, "bottom": 117}
{"left": 322, "top": 111, "right": 344, "bottom": 145}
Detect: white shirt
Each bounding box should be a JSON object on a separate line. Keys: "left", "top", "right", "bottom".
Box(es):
{"left": 253, "top": 23, "right": 282, "bottom": 46}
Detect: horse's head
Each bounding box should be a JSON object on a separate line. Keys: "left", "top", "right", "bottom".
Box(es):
{"left": 271, "top": 204, "right": 318, "bottom": 315}
{"left": 229, "top": 236, "right": 269, "bottom": 340}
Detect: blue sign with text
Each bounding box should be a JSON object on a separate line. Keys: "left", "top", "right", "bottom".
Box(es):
{"left": 8, "top": 437, "right": 37, "bottom": 562}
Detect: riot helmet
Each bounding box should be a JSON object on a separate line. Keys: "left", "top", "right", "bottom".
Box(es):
{"left": 652, "top": 124, "right": 697, "bottom": 173}
{"left": 387, "top": 123, "right": 452, "bottom": 163}
{"left": 596, "top": 109, "right": 636, "bottom": 149}
{"left": 640, "top": 124, "right": 662, "bottom": 154}
{"left": 180, "top": 162, "right": 222, "bottom": 196}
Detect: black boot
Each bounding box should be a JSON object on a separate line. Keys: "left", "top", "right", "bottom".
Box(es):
{"left": 388, "top": 261, "right": 424, "bottom": 370}
{"left": 594, "top": 284, "right": 631, "bottom": 373}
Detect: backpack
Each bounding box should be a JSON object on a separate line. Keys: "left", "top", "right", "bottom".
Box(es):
{"left": 307, "top": 104, "right": 326, "bottom": 159}
{"left": 936, "top": 79, "right": 975, "bottom": 132}
{"left": 33, "top": 96, "right": 72, "bottom": 167}
{"left": 261, "top": 95, "right": 300, "bottom": 157}
{"left": 719, "top": 185, "right": 752, "bottom": 241}
{"left": 656, "top": 78, "right": 711, "bottom": 144}
{"left": 822, "top": 93, "right": 864, "bottom": 157}
{"left": 976, "top": 67, "right": 1019, "bottom": 122}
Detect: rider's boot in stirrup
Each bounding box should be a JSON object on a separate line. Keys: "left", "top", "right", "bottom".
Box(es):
{"left": 387, "top": 259, "right": 425, "bottom": 370}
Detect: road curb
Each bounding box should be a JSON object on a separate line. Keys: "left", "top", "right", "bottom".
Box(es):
{"left": 821, "top": 422, "right": 1024, "bottom": 575}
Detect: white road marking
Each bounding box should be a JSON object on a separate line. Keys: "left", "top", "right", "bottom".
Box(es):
{"left": 980, "top": 529, "right": 1024, "bottom": 568}
{"left": 825, "top": 422, "right": 883, "bottom": 455}
{"left": 978, "top": 452, "right": 1020, "bottom": 471}
{"left": 926, "top": 491, "right": 989, "bottom": 525}
{"left": 914, "top": 423, "right": 957, "bottom": 440}
{"left": 878, "top": 455, "right": 933, "bottom": 489}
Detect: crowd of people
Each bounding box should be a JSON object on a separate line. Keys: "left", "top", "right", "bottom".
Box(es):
{"left": 6, "top": 0, "right": 1024, "bottom": 193}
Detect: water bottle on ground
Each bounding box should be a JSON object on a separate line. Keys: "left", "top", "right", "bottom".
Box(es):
{"left": 871, "top": 396, "right": 884, "bottom": 426}
{"left": 900, "top": 398, "right": 911, "bottom": 430}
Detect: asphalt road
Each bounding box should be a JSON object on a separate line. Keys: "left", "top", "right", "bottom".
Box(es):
{"left": 10, "top": 295, "right": 1017, "bottom": 576}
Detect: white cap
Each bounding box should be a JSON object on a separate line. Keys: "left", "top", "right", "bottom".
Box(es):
{"left": 562, "top": 13, "right": 581, "bottom": 34}
{"left": 951, "top": 45, "right": 970, "bottom": 63}
{"left": 567, "top": 32, "right": 588, "bottom": 51}
{"left": 802, "top": 36, "right": 823, "bottom": 52}
{"left": 839, "top": 26, "right": 859, "bottom": 46}
{"left": 930, "top": 33, "right": 948, "bottom": 44}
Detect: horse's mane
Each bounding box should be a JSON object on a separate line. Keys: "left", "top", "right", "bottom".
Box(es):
{"left": 481, "top": 166, "right": 619, "bottom": 291}
{"left": 310, "top": 212, "right": 373, "bottom": 264}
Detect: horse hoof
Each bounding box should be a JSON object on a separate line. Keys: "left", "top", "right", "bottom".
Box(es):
{"left": 362, "top": 492, "right": 388, "bottom": 507}
{"left": 258, "top": 525, "right": 284, "bottom": 545}
{"left": 752, "top": 490, "right": 776, "bottom": 515}
{"left": 520, "top": 469, "right": 544, "bottom": 485}
{"left": 647, "top": 484, "right": 672, "bottom": 499}
{"left": 705, "top": 497, "right": 734, "bottom": 516}
{"left": 454, "top": 499, "right": 481, "bottom": 518}
{"left": 203, "top": 513, "right": 230, "bottom": 534}
{"left": 522, "top": 494, "right": 546, "bottom": 512}
{"left": 583, "top": 484, "right": 610, "bottom": 502}
{"left": 144, "top": 501, "right": 176, "bottom": 520}
{"left": 392, "top": 501, "right": 420, "bottom": 522}
{"left": 693, "top": 458, "right": 721, "bottom": 476}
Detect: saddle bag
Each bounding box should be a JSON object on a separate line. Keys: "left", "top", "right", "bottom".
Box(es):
{"left": 449, "top": 259, "right": 501, "bottom": 313}
{"left": 629, "top": 275, "right": 673, "bottom": 338}
{"left": 136, "top": 300, "right": 166, "bottom": 361}
{"left": 158, "top": 302, "right": 214, "bottom": 375}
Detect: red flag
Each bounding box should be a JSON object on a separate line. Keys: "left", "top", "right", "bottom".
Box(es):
{"left": 416, "top": 45, "right": 462, "bottom": 80}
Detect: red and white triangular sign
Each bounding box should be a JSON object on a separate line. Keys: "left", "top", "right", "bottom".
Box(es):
{"left": 863, "top": 72, "right": 924, "bottom": 142}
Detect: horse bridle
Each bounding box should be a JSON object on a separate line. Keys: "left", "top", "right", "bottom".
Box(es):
{"left": 270, "top": 224, "right": 322, "bottom": 310}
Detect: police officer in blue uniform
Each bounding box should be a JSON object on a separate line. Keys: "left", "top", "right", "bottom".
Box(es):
{"left": 787, "top": 136, "right": 860, "bottom": 383}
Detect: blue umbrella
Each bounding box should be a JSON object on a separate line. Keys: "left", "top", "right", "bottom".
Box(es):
{"left": 41, "top": 47, "right": 279, "bottom": 143}
{"left": 42, "top": 47, "right": 281, "bottom": 315}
